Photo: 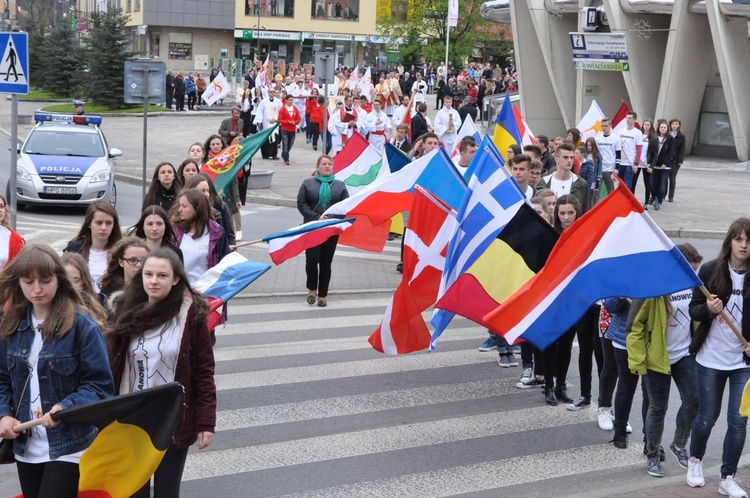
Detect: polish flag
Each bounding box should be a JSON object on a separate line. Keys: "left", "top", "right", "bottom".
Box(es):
{"left": 513, "top": 104, "right": 536, "bottom": 146}
{"left": 612, "top": 101, "right": 640, "bottom": 134}
{"left": 369, "top": 187, "right": 457, "bottom": 354}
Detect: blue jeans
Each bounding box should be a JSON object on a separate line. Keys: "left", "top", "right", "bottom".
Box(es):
{"left": 650, "top": 168, "right": 668, "bottom": 203}
{"left": 690, "top": 363, "right": 750, "bottom": 477}
{"left": 616, "top": 164, "right": 633, "bottom": 190}
{"left": 643, "top": 354, "right": 698, "bottom": 458}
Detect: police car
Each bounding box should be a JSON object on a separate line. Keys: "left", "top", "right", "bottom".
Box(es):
{"left": 9, "top": 114, "right": 121, "bottom": 209}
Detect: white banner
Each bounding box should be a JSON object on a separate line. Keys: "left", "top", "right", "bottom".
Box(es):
{"left": 448, "top": 0, "right": 459, "bottom": 27}
{"left": 202, "top": 71, "right": 231, "bottom": 107}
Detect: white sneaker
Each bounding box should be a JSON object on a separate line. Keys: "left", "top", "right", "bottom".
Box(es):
{"left": 626, "top": 422, "right": 633, "bottom": 434}
{"left": 597, "top": 407, "right": 613, "bottom": 431}
{"left": 719, "top": 475, "right": 747, "bottom": 498}
{"left": 687, "top": 456, "right": 705, "bottom": 488}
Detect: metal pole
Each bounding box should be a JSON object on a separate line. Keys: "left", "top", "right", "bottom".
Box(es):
{"left": 257, "top": 7, "right": 261, "bottom": 60}
{"left": 9, "top": 95, "right": 18, "bottom": 230}
{"left": 323, "top": 81, "right": 328, "bottom": 155}
{"left": 444, "top": 25, "right": 450, "bottom": 72}
{"left": 141, "top": 68, "right": 148, "bottom": 202}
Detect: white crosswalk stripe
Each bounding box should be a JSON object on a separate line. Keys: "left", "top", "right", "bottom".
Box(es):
{"left": 174, "top": 293, "right": 655, "bottom": 496}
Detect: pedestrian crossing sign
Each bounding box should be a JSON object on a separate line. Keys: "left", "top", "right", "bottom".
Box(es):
{"left": 0, "top": 33, "right": 29, "bottom": 95}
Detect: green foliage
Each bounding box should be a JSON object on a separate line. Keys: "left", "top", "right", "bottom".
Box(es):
{"left": 78, "top": 8, "right": 135, "bottom": 109}
{"left": 376, "top": 0, "right": 501, "bottom": 67}
{"left": 38, "top": 26, "right": 81, "bottom": 98}
{"left": 27, "top": 25, "right": 46, "bottom": 88}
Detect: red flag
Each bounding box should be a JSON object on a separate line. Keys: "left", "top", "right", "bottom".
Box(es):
{"left": 612, "top": 101, "right": 640, "bottom": 133}
{"left": 400, "top": 97, "right": 415, "bottom": 141}
{"left": 369, "top": 187, "right": 456, "bottom": 354}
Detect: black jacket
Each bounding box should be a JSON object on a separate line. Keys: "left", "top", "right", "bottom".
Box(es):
{"left": 689, "top": 259, "right": 750, "bottom": 364}
{"left": 143, "top": 182, "right": 178, "bottom": 213}
{"left": 649, "top": 135, "right": 674, "bottom": 169}
{"left": 297, "top": 177, "right": 349, "bottom": 223}
{"left": 458, "top": 104, "right": 477, "bottom": 124}
{"left": 671, "top": 132, "right": 686, "bottom": 166}
{"left": 411, "top": 113, "right": 429, "bottom": 142}
{"left": 173, "top": 76, "right": 186, "bottom": 97}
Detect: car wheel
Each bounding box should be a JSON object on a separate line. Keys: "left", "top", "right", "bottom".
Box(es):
{"left": 5, "top": 183, "right": 25, "bottom": 211}
{"left": 109, "top": 182, "right": 117, "bottom": 208}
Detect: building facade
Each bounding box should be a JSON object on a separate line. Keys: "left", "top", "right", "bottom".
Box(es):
{"left": 482, "top": 0, "right": 750, "bottom": 160}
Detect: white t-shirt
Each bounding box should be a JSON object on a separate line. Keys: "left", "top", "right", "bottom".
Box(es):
{"left": 180, "top": 231, "right": 210, "bottom": 286}
{"left": 619, "top": 128, "right": 643, "bottom": 167}
{"left": 665, "top": 290, "right": 693, "bottom": 364}
{"left": 596, "top": 133, "right": 621, "bottom": 172}
{"left": 639, "top": 134, "right": 650, "bottom": 167}
{"left": 16, "top": 317, "right": 83, "bottom": 464}
{"left": 697, "top": 266, "right": 745, "bottom": 370}
{"left": 0, "top": 226, "right": 10, "bottom": 269}
{"left": 126, "top": 318, "right": 181, "bottom": 393}
{"left": 88, "top": 249, "right": 108, "bottom": 293}
{"left": 546, "top": 174, "right": 574, "bottom": 199}
{"left": 524, "top": 185, "right": 535, "bottom": 199}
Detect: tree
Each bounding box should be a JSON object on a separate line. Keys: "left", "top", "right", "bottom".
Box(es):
{"left": 39, "top": 25, "right": 81, "bottom": 97}
{"left": 376, "top": 0, "right": 508, "bottom": 67}
{"left": 79, "top": 8, "right": 135, "bottom": 108}
{"left": 16, "top": 0, "right": 57, "bottom": 86}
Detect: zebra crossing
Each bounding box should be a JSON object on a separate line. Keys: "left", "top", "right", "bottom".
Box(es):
{"left": 177, "top": 293, "right": 655, "bottom": 497}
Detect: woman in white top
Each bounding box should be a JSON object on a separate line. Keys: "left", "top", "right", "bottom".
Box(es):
{"left": 686, "top": 218, "right": 750, "bottom": 496}
{"left": 0, "top": 194, "right": 25, "bottom": 268}
{"left": 0, "top": 245, "right": 113, "bottom": 498}
{"left": 631, "top": 119, "right": 657, "bottom": 207}
{"left": 64, "top": 201, "right": 122, "bottom": 293}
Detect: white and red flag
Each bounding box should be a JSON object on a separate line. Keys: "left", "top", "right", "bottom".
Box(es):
{"left": 368, "top": 186, "right": 457, "bottom": 355}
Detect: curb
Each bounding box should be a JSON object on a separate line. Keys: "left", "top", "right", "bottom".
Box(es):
{"left": 229, "top": 288, "right": 395, "bottom": 301}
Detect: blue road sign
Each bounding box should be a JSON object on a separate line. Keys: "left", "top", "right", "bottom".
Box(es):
{"left": 0, "top": 33, "right": 29, "bottom": 95}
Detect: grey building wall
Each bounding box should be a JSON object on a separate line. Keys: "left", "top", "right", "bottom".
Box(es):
{"left": 143, "top": 0, "right": 235, "bottom": 30}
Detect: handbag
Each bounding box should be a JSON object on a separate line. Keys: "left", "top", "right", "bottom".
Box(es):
{"left": 0, "top": 366, "right": 32, "bottom": 464}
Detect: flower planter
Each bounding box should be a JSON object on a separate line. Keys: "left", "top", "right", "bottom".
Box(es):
{"left": 248, "top": 169, "right": 274, "bottom": 189}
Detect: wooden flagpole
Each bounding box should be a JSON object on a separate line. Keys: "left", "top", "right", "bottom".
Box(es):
{"left": 699, "top": 285, "right": 749, "bottom": 349}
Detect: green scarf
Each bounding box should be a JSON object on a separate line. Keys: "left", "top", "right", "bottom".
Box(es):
{"left": 315, "top": 172, "right": 335, "bottom": 209}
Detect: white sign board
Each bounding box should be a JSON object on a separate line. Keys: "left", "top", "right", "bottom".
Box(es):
{"left": 570, "top": 32, "right": 628, "bottom": 60}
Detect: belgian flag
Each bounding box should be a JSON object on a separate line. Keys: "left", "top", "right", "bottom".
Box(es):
{"left": 56, "top": 383, "right": 183, "bottom": 498}
{"left": 435, "top": 203, "right": 559, "bottom": 332}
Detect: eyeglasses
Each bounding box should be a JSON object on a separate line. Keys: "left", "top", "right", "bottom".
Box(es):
{"left": 121, "top": 257, "right": 144, "bottom": 267}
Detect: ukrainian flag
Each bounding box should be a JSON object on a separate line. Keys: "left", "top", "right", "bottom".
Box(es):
{"left": 492, "top": 93, "right": 522, "bottom": 162}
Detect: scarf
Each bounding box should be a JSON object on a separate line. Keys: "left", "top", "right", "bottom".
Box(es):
{"left": 315, "top": 172, "right": 335, "bottom": 209}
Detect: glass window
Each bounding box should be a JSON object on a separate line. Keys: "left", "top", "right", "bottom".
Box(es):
{"left": 134, "top": 0, "right": 140, "bottom": 11}
{"left": 311, "top": 0, "right": 359, "bottom": 20}
{"left": 699, "top": 112, "right": 734, "bottom": 147}
{"left": 150, "top": 33, "right": 160, "bottom": 58}
{"left": 126, "top": 0, "right": 131, "bottom": 12}
{"left": 245, "top": 0, "right": 295, "bottom": 17}
{"left": 169, "top": 33, "right": 192, "bottom": 60}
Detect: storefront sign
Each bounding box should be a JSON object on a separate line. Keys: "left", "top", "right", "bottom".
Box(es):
{"left": 236, "top": 29, "right": 301, "bottom": 41}
{"left": 574, "top": 60, "right": 630, "bottom": 72}
{"left": 303, "top": 32, "right": 353, "bottom": 41}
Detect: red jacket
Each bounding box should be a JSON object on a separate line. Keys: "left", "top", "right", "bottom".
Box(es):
{"left": 310, "top": 103, "right": 324, "bottom": 127}
{"left": 278, "top": 105, "right": 301, "bottom": 132}
{"left": 305, "top": 96, "right": 316, "bottom": 116}
{"left": 4, "top": 228, "right": 24, "bottom": 268}
{"left": 110, "top": 301, "right": 216, "bottom": 449}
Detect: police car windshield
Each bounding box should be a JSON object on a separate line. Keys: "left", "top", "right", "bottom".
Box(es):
{"left": 23, "top": 130, "right": 105, "bottom": 157}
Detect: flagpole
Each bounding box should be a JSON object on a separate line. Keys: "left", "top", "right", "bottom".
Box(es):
{"left": 444, "top": 25, "right": 450, "bottom": 72}
{"left": 699, "top": 285, "right": 750, "bottom": 348}
{"left": 230, "top": 238, "right": 264, "bottom": 250}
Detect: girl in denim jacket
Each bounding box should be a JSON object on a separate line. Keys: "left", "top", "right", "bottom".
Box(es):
{"left": 0, "top": 244, "right": 114, "bottom": 498}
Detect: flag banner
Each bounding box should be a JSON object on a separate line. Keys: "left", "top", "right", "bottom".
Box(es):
{"left": 450, "top": 114, "right": 482, "bottom": 159}
{"left": 385, "top": 142, "right": 411, "bottom": 173}
{"left": 58, "top": 383, "right": 184, "bottom": 498}
{"left": 612, "top": 100, "right": 640, "bottom": 134}
{"left": 263, "top": 218, "right": 356, "bottom": 265}
{"left": 370, "top": 187, "right": 457, "bottom": 355}
{"left": 194, "top": 252, "right": 272, "bottom": 329}
{"left": 202, "top": 71, "right": 231, "bottom": 107}
{"left": 338, "top": 215, "right": 393, "bottom": 252}
{"left": 400, "top": 96, "right": 415, "bottom": 140}
{"left": 333, "top": 132, "right": 391, "bottom": 196}
{"left": 448, "top": 0, "right": 459, "bottom": 26}
{"left": 483, "top": 181, "right": 703, "bottom": 350}
{"left": 348, "top": 65, "right": 359, "bottom": 90}
{"left": 430, "top": 137, "right": 554, "bottom": 347}
{"left": 359, "top": 67, "right": 373, "bottom": 101}
{"left": 323, "top": 147, "right": 467, "bottom": 229}
{"left": 578, "top": 100, "right": 605, "bottom": 140}
{"left": 513, "top": 103, "right": 536, "bottom": 146}
{"left": 200, "top": 125, "right": 278, "bottom": 195}
{"left": 492, "top": 93, "right": 521, "bottom": 162}
{"left": 389, "top": 213, "right": 405, "bottom": 235}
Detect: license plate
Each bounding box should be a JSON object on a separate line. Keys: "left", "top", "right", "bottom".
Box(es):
{"left": 43, "top": 187, "right": 77, "bottom": 195}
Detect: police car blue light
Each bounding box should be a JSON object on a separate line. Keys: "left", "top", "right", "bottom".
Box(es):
{"left": 10, "top": 114, "right": 120, "bottom": 209}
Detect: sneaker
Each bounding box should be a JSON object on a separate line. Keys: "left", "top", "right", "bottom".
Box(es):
{"left": 719, "top": 475, "right": 747, "bottom": 498}
{"left": 478, "top": 337, "right": 497, "bottom": 352}
{"left": 647, "top": 457, "right": 664, "bottom": 477}
{"left": 611, "top": 430, "right": 628, "bottom": 449}
{"left": 497, "top": 354, "right": 510, "bottom": 368}
{"left": 670, "top": 443, "right": 689, "bottom": 469}
{"left": 643, "top": 443, "right": 666, "bottom": 462}
{"left": 516, "top": 373, "right": 544, "bottom": 389}
{"left": 567, "top": 396, "right": 590, "bottom": 411}
{"left": 518, "top": 368, "right": 532, "bottom": 381}
{"left": 396, "top": 262, "right": 403, "bottom": 274}
{"left": 687, "top": 456, "right": 705, "bottom": 488}
{"left": 626, "top": 422, "right": 633, "bottom": 434}
{"left": 506, "top": 352, "right": 518, "bottom": 367}
{"left": 654, "top": 200, "right": 661, "bottom": 210}
{"left": 598, "top": 407, "right": 614, "bottom": 430}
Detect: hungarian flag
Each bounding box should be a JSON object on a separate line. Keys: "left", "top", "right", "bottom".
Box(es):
{"left": 263, "top": 218, "right": 355, "bottom": 265}
{"left": 200, "top": 124, "right": 278, "bottom": 195}
{"left": 51, "top": 383, "right": 184, "bottom": 498}
{"left": 369, "top": 187, "right": 456, "bottom": 355}
{"left": 193, "top": 252, "right": 272, "bottom": 330}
